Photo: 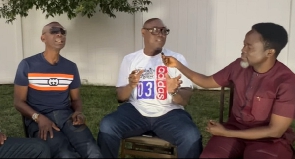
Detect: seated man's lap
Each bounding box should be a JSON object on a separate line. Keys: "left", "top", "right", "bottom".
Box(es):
{"left": 27, "top": 110, "right": 99, "bottom": 158}
{"left": 98, "top": 103, "right": 202, "bottom": 158}
{"left": 201, "top": 135, "right": 293, "bottom": 159}
{"left": 99, "top": 103, "right": 150, "bottom": 138}
{"left": 152, "top": 109, "right": 201, "bottom": 142}
{"left": 27, "top": 120, "right": 80, "bottom": 157}
{"left": 200, "top": 135, "right": 245, "bottom": 158}
{"left": 100, "top": 103, "right": 201, "bottom": 140}
{"left": 151, "top": 109, "right": 202, "bottom": 158}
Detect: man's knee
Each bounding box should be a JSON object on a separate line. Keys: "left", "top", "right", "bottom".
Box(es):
{"left": 50, "top": 139, "right": 80, "bottom": 158}
{"left": 200, "top": 150, "right": 220, "bottom": 158}
{"left": 57, "top": 150, "right": 80, "bottom": 158}
{"left": 99, "top": 103, "right": 141, "bottom": 135}
{"left": 244, "top": 141, "right": 293, "bottom": 159}
{"left": 200, "top": 143, "right": 232, "bottom": 158}
{"left": 85, "top": 142, "right": 103, "bottom": 158}
{"left": 99, "top": 114, "right": 119, "bottom": 134}
{"left": 29, "top": 138, "right": 51, "bottom": 157}
{"left": 200, "top": 152, "right": 224, "bottom": 158}
{"left": 180, "top": 125, "right": 202, "bottom": 144}
{"left": 21, "top": 138, "right": 49, "bottom": 152}
{"left": 41, "top": 132, "right": 77, "bottom": 158}
{"left": 200, "top": 136, "right": 244, "bottom": 158}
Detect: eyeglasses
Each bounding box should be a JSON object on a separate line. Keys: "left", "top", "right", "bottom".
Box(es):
{"left": 49, "top": 27, "right": 67, "bottom": 35}
{"left": 143, "top": 27, "right": 170, "bottom": 35}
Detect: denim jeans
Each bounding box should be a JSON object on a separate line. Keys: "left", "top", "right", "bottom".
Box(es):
{"left": 97, "top": 103, "right": 203, "bottom": 158}
{"left": 26, "top": 108, "right": 102, "bottom": 158}
{"left": 0, "top": 137, "right": 51, "bottom": 158}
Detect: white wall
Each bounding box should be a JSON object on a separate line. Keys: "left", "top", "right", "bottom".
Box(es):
{"left": 0, "top": 0, "right": 294, "bottom": 86}
{"left": 288, "top": 0, "right": 295, "bottom": 71}
{"left": 21, "top": 9, "right": 135, "bottom": 86}
{"left": 0, "top": 17, "right": 23, "bottom": 84}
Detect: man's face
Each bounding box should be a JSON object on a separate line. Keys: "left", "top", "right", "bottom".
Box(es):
{"left": 240, "top": 29, "right": 269, "bottom": 68}
{"left": 41, "top": 24, "right": 66, "bottom": 50}
{"left": 142, "top": 20, "right": 169, "bottom": 50}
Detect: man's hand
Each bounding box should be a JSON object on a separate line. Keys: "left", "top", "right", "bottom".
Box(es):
{"left": 72, "top": 111, "right": 86, "bottom": 125}
{"left": 206, "top": 120, "right": 228, "bottom": 136}
{"left": 0, "top": 132, "right": 7, "bottom": 145}
{"left": 161, "top": 53, "right": 181, "bottom": 68}
{"left": 128, "top": 69, "right": 144, "bottom": 88}
{"left": 166, "top": 73, "right": 182, "bottom": 94}
{"left": 37, "top": 115, "right": 60, "bottom": 140}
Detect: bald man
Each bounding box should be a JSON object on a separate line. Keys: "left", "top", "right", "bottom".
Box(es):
{"left": 97, "top": 18, "right": 203, "bottom": 158}
{"left": 13, "top": 22, "right": 102, "bottom": 158}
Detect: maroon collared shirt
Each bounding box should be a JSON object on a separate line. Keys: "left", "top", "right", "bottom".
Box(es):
{"left": 213, "top": 58, "right": 295, "bottom": 144}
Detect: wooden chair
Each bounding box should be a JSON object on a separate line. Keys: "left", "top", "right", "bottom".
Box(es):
{"left": 21, "top": 115, "right": 30, "bottom": 138}
{"left": 120, "top": 132, "right": 177, "bottom": 158}
{"left": 219, "top": 85, "right": 234, "bottom": 123}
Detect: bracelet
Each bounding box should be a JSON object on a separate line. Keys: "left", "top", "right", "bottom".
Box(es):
{"left": 170, "top": 92, "right": 177, "bottom": 96}
{"left": 169, "top": 89, "right": 179, "bottom": 96}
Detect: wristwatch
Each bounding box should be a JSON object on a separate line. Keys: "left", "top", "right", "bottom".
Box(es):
{"left": 32, "top": 113, "right": 40, "bottom": 122}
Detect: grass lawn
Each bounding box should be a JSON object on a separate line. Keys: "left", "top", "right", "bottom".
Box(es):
{"left": 1, "top": 84, "right": 229, "bottom": 147}
{"left": 0, "top": 85, "right": 229, "bottom": 145}
{"left": 1, "top": 84, "right": 294, "bottom": 149}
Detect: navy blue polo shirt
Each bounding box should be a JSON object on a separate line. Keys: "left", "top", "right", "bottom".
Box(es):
{"left": 14, "top": 53, "right": 81, "bottom": 113}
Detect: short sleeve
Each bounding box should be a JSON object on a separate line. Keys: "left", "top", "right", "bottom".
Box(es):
{"left": 212, "top": 58, "right": 240, "bottom": 87}
{"left": 69, "top": 64, "right": 81, "bottom": 89}
{"left": 14, "top": 60, "right": 29, "bottom": 86}
{"left": 272, "top": 83, "right": 295, "bottom": 119}
{"left": 175, "top": 54, "right": 193, "bottom": 88}
{"left": 116, "top": 56, "right": 130, "bottom": 87}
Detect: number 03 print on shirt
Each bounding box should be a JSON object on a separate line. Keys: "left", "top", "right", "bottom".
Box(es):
{"left": 137, "top": 66, "right": 167, "bottom": 100}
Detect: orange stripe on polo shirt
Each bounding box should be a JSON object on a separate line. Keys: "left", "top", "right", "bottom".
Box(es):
{"left": 28, "top": 73, "right": 73, "bottom": 79}
{"left": 29, "top": 84, "right": 68, "bottom": 91}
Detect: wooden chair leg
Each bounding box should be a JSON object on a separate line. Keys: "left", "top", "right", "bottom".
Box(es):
{"left": 120, "top": 139, "right": 126, "bottom": 158}
{"left": 219, "top": 87, "right": 225, "bottom": 123}
{"left": 173, "top": 146, "right": 177, "bottom": 158}
{"left": 229, "top": 84, "right": 234, "bottom": 117}
{"left": 21, "top": 115, "right": 29, "bottom": 138}
{"left": 121, "top": 137, "right": 177, "bottom": 158}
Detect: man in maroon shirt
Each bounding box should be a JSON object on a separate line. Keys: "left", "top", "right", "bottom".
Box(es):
{"left": 161, "top": 22, "right": 295, "bottom": 159}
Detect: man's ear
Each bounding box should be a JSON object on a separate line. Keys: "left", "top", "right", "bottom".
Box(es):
{"left": 41, "top": 35, "right": 45, "bottom": 42}
{"left": 141, "top": 29, "right": 145, "bottom": 37}
{"left": 266, "top": 49, "right": 276, "bottom": 57}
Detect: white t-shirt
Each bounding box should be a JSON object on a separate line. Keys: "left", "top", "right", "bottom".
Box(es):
{"left": 116, "top": 48, "right": 193, "bottom": 117}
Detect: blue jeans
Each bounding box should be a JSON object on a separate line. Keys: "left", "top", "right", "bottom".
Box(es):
{"left": 0, "top": 137, "right": 51, "bottom": 158}
{"left": 26, "top": 108, "right": 102, "bottom": 158}
{"left": 97, "top": 103, "right": 202, "bottom": 158}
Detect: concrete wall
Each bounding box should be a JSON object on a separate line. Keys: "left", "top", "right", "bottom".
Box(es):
{"left": 0, "top": 0, "right": 294, "bottom": 86}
